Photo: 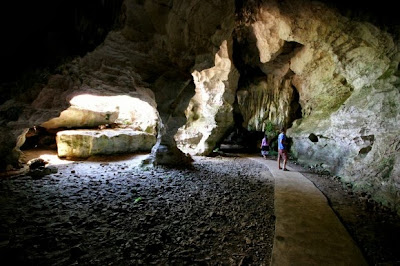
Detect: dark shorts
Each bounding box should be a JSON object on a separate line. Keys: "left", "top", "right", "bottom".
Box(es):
{"left": 278, "top": 149, "right": 288, "bottom": 160}
{"left": 261, "top": 145, "right": 269, "bottom": 151}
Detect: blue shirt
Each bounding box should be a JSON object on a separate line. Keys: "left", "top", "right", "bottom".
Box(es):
{"left": 278, "top": 133, "right": 286, "bottom": 150}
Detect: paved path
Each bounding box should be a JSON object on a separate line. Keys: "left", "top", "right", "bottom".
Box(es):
{"left": 249, "top": 156, "right": 368, "bottom": 266}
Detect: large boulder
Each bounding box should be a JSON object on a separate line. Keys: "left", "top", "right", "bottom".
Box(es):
{"left": 0, "top": 0, "right": 399, "bottom": 214}
{"left": 56, "top": 129, "right": 156, "bottom": 158}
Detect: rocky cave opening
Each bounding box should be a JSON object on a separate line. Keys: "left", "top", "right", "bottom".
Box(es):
{"left": 1, "top": 0, "right": 400, "bottom": 264}
{"left": 217, "top": 36, "right": 304, "bottom": 153}
{"left": 19, "top": 94, "right": 159, "bottom": 161}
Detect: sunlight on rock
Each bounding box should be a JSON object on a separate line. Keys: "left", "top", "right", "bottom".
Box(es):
{"left": 37, "top": 153, "right": 73, "bottom": 166}
{"left": 42, "top": 94, "right": 158, "bottom": 134}
{"left": 56, "top": 129, "right": 156, "bottom": 158}
{"left": 175, "top": 40, "right": 239, "bottom": 155}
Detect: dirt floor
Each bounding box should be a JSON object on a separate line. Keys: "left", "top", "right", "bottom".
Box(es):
{"left": 0, "top": 151, "right": 275, "bottom": 265}
{"left": 0, "top": 150, "right": 400, "bottom": 265}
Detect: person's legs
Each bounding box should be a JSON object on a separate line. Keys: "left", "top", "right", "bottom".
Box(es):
{"left": 283, "top": 150, "right": 288, "bottom": 170}
{"left": 278, "top": 149, "right": 282, "bottom": 169}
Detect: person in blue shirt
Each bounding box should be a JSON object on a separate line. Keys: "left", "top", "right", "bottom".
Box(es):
{"left": 277, "top": 127, "right": 288, "bottom": 171}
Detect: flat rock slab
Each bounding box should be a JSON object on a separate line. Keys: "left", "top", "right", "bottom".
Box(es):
{"left": 56, "top": 129, "right": 156, "bottom": 158}
{"left": 249, "top": 156, "right": 368, "bottom": 266}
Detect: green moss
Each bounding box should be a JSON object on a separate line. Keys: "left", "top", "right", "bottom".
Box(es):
{"left": 378, "top": 68, "right": 395, "bottom": 80}
{"left": 378, "top": 156, "right": 395, "bottom": 181}
{"left": 350, "top": 155, "right": 398, "bottom": 213}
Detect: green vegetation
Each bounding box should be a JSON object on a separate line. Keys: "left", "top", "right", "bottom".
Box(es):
{"left": 378, "top": 156, "right": 395, "bottom": 181}
{"left": 263, "top": 121, "right": 278, "bottom": 139}
{"left": 378, "top": 68, "right": 394, "bottom": 80}
{"left": 269, "top": 150, "right": 278, "bottom": 156}
{"left": 264, "top": 121, "right": 274, "bottom": 133}
{"left": 134, "top": 197, "right": 143, "bottom": 204}
{"left": 122, "top": 119, "right": 132, "bottom": 125}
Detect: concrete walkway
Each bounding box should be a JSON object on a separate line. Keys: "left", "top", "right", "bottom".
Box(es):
{"left": 249, "top": 156, "right": 368, "bottom": 266}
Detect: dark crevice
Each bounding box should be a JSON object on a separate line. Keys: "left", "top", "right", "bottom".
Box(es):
{"left": 308, "top": 133, "right": 319, "bottom": 143}
{"left": 288, "top": 83, "right": 303, "bottom": 128}
{"left": 20, "top": 126, "right": 58, "bottom": 151}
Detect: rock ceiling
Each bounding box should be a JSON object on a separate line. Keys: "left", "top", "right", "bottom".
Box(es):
{"left": 0, "top": 0, "right": 399, "bottom": 214}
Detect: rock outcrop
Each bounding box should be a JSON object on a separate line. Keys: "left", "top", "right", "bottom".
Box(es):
{"left": 234, "top": 0, "right": 400, "bottom": 212}
{"left": 0, "top": 0, "right": 399, "bottom": 213}
{"left": 56, "top": 129, "right": 156, "bottom": 158}
{"left": 175, "top": 40, "right": 239, "bottom": 155}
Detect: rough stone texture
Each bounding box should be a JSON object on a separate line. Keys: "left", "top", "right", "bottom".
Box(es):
{"left": 56, "top": 129, "right": 156, "bottom": 158}
{"left": 233, "top": 0, "right": 400, "bottom": 213}
{"left": 0, "top": 0, "right": 236, "bottom": 169}
{"left": 41, "top": 94, "right": 158, "bottom": 134}
{"left": 0, "top": 154, "right": 274, "bottom": 265}
{"left": 236, "top": 73, "right": 300, "bottom": 131}
{"left": 175, "top": 40, "right": 239, "bottom": 155}
{"left": 42, "top": 106, "right": 119, "bottom": 129}
{"left": 0, "top": 0, "right": 399, "bottom": 213}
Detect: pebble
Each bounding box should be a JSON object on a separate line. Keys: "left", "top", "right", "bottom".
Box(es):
{"left": 0, "top": 156, "right": 274, "bottom": 265}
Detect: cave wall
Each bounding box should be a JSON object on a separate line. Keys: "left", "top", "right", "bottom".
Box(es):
{"left": 234, "top": 0, "right": 400, "bottom": 212}
{"left": 0, "top": 0, "right": 399, "bottom": 212}
{"left": 0, "top": 0, "right": 236, "bottom": 169}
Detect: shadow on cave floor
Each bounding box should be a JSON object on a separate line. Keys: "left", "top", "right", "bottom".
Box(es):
{"left": 0, "top": 149, "right": 275, "bottom": 265}
{"left": 0, "top": 149, "right": 149, "bottom": 179}
{"left": 22, "top": 149, "right": 149, "bottom": 164}
{"left": 1, "top": 149, "right": 400, "bottom": 265}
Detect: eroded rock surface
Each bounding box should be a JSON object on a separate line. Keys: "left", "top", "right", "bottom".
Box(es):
{"left": 232, "top": 0, "right": 400, "bottom": 212}
{"left": 56, "top": 129, "right": 156, "bottom": 158}
{"left": 0, "top": 0, "right": 399, "bottom": 213}
{"left": 175, "top": 40, "right": 239, "bottom": 155}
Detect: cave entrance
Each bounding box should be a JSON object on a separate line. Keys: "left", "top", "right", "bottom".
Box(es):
{"left": 217, "top": 37, "right": 304, "bottom": 154}
{"left": 20, "top": 94, "right": 159, "bottom": 162}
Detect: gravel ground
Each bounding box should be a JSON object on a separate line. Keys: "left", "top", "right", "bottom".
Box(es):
{"left": 0, "top": 152, "right": 275, "bottom": 265}
{"left": 2, "top": 150, "right": 400, "bottom": 266}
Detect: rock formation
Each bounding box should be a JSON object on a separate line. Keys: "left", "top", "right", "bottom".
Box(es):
{"left": 175, "top": 40, "right": 239, "bottom": 155}
{"left": 56, "top": 129, "right": 156, "bottom": 158}
{"left": 0, "top": 0, "right": 399, "bottom": 212}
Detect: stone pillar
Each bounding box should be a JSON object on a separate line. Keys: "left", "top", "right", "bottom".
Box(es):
{"left": 143, "top": 71, "right": 195, "bottom": 166}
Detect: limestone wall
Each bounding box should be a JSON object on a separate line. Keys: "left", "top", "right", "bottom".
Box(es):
{"left": 236, "top": 0, "right": 400, "bottom": 212}
{"left": 0, "top": 0, "right": 399, "bottom": 213}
